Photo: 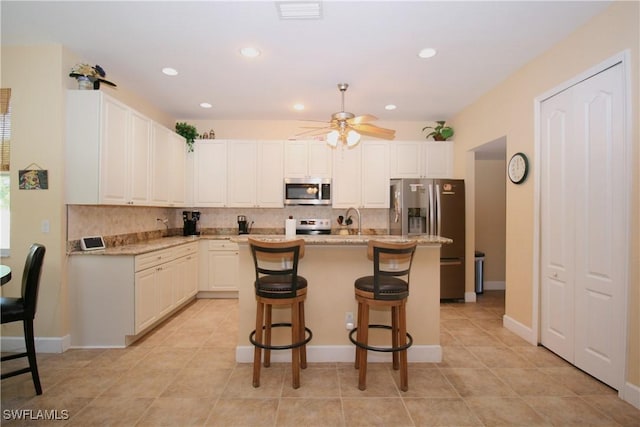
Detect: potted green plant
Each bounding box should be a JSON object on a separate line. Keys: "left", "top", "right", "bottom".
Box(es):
{"left": 175, "top": 122, "right": 198, "bottom": 152}
{"left": 422, "top": 121, "right": 454, "bottom": 141}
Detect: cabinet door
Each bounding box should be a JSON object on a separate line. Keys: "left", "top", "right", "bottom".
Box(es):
{"left": 129, "top": 111, "right": 152, "bottom": 204}
{"left": 307, "top": 140, "right": 332, "bottom": 178}
{"left": 99, "top": 97, "right": 130, "bottom": 204}
{"left": 184, "top": 253, "right": 199, "bottom": 299}
{"left": 257, "top": 140, "right": 284, "bottom": 207}
{"left": 423, "top": 141, "right": 453, "bottom": 178}
{"left": 227, "top": 140, "right": 258, "bottom": 207}
{"left": 169, "top": 132, "right": 187, "bottom": 206}
{"left": 173, "top": 253, "right": 199, "bottom": 305}
{"left": 150, "top": 124, "right": 171, "bottom": 204}
{"left": 284, "top": 140, "right": 332, "bottom": 178}
{"left": 135, "top": 268, "right": 158, "bottom": 333}
{"left": 284, "top": 141, "right": 308, "bottom": 178}
{"left": 390, "top": 141, "right": 422, "bottom": 178}
{"left": 207, "top": 250, "right": 239, "bottom": 291}
{"left": 156, "top": 263, "right": 174, "bottom": 319}
{"left": 362, "top": 141, "right": 390, "bottom": 208}
{"left": 332, "top": 145, "right": 362, "bottom": 208}
{"left": 194, "top": 140, "right": 227, "bottom": 207}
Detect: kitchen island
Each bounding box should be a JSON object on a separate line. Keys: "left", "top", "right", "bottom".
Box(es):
{"left": 231, "top": 234, "right": 450, "bottom": 364}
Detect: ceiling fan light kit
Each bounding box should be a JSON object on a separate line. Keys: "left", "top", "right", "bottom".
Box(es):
{"left": 296, "top": 83, "right": 396, "bottom": 148}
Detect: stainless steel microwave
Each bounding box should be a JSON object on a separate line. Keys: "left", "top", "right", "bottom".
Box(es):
{"left": 284, "top": 178, "right": 331, "bottom": 206}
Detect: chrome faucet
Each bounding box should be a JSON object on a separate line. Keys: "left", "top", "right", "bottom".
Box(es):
{"left": 156, "top": 218, "right": 169, "bottom": 230}
{"left": 345, "top": 207, "right": 362, "bottom": 235}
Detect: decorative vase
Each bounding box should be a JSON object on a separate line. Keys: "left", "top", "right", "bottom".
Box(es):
{"left": 76, "top": 76, "right": 93, "bottom": 90}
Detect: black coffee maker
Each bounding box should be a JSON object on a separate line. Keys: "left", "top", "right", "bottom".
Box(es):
{"left": 237, "top": 215, "right": 250, "bottom": 235}
{"left": 183, "top": 211, "right": 200, "bottom": 236}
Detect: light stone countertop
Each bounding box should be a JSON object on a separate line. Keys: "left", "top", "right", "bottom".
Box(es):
{"left": 230, "top": 234, "right": 451, "bottom": 246}
{"left": 68, "top": 234, "right": 451, "bottom": 256}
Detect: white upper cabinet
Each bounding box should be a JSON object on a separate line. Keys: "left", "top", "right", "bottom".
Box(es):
{"left": 150, "top": 123, "right": 172, "bottom": 205}
{"left": 66, "top": 90, "right": 186, "bottom": 206}
{"left": 423, "top": 141, "right": 453, "bottom": 178}
{"left": 168, "top": 131, "right": 187, "bottom": 206}
{"left": 284, "top": 140, "right": 332, "bottom": 178}
{"left": 256, "top": 140, "right": 284, "bottom": 207}
{"left": 193, "top": 140, "right": 227, "bottom": 207}
{"left": 389, "top": 140, "right": 453, "bottom": 179}
{"left": 128, "top": 111, "right": 152, "bottom": 204}
{"left": 149, "top": 124, "right": 187, "bottom": 207}
{"left": 227, "top": 140, "right": 284, "bottom": 208}
{"left": 332, "top": 141, "right": 389, "bottom": 209}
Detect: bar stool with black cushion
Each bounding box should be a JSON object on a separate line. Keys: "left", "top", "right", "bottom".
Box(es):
{"left": 1, "top": 243, "right": 46, "bottom": 395}
{"left": 248, "top": 238, "right": 312, "bottom": 389}
{"left": 349, "top": 239, "right": 417, "bottom": 392}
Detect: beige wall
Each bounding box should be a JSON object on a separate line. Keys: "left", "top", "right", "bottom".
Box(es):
{"left": 450, "top": 1, "right": 639, "bottom": 387}
{"left": 0, "top": 45, "right": 71, "bottom": 339}
{"left": 475, "top": 158, "right": 506, "bottom": 284}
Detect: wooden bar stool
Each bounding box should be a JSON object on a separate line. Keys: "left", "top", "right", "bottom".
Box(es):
{"left": 248, "top": 238, "right": 312, "bottom": 389}
{"left": 349, "top": 240, "right": 417, "bottom": 391}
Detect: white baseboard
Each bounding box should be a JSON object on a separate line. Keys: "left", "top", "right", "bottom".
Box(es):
{"left": 484, "top": 280, "right": 506, "bottom": 290}
{"left": 236, "top": 345, "right": 442, "bottom": 364}
{"left": 1, "top": 334, "right": 70, "bottom": 354}
{"left": 622, "top": 381, "right": 640, "bottom": 410}
{"left": 503, "top": 314, "right": 537, "bottom": 345}
{"left": 465, "top": 292, "right": 477, "bottom": 302}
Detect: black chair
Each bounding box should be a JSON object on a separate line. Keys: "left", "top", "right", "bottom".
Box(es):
{"left": 349, "top": 240, "right": 417, "bottom": 391}
{"left": 1, "top": 243, "right": 46, "bottom": 395}
{"left": 248, "top": 238, "right": 312, "bottom": 389}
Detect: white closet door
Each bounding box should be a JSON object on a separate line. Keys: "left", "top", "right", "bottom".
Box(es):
{"left": 540, "top": 62, "right": 626, "bottom": 390}
{"left": 540, "top": 89, "right": 575, "bottom": 362}
{"left": 572, "top": 64, "right": 625, "bottom": 388}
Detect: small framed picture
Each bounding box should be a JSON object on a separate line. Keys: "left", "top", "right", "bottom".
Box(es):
{"left": 19, "top": 169, "right": 48, "bottom": 190}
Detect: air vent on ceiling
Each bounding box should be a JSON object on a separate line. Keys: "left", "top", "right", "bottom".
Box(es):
{"left": 276, "top": 1, "right": 322, "bottom": 20}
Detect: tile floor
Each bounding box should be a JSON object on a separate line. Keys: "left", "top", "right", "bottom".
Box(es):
{"left": 2, "top": 291, "right": 640, "bottom": 426}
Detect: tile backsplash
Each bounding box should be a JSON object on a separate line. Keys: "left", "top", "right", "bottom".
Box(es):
{"left": 67, "top": 205, "right": 389, "bottom": 245}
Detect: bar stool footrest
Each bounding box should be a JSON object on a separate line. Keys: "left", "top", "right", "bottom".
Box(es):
{"left": 250, "top": 322, "right": 313, "bottom": 351}
{"left": 349, "top": 324, "right": 413, "bottom": 352}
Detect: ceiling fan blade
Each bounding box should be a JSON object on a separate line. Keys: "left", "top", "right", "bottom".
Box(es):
{"left": 294, "top": 126, "right": 332, "bottom": 137}
{"left": 347, "top": 114, "right": 378, "bottom": 125}
{"left": 351, "top": 123, "right": 396, "bottom": 138}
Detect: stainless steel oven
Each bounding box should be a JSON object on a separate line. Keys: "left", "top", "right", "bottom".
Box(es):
{"left": 284, "top": 178, "right": 331, "bottom": 206}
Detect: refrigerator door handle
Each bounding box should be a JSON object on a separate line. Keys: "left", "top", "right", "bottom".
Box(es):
{"left": 393, "top": 190, "right": 401, "bottom": 223}
{"left": 428, "top": 183, "right": 435, "bottom": 235}
{"left": 436, "top": 183, "right": 442, "bottom": 236}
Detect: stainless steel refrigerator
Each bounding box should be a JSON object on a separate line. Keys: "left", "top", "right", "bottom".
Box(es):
{"left": 390, "top": 179, "right": 465, "bottom": 299}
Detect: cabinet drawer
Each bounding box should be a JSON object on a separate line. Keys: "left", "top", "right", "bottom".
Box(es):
{"left": 207, "top": 240, "right": 239, "bottom": 251}
{"left": 135, "top": 248, "right": 174, "bottom": 271}
{"left": 174, "top": 242, "right": 198, "bottom": 258}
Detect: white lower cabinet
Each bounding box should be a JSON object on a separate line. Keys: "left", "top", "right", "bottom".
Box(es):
{"left": 173, "top": 244, "right": 199, "bottom": 306}
{"left": 69, "top": 242, "right": 198, "bottom": 347}
{"left": 199, "top": 240, "right": 239, "bottom": 297}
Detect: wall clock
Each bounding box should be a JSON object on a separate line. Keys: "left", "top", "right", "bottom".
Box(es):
{"left": 508, "top": 152, "right": 529, "bottom": 184}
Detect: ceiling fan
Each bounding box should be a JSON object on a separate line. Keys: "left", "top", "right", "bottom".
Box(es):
{"left": 296, "top": 83, "right": 396, "bottom": 147}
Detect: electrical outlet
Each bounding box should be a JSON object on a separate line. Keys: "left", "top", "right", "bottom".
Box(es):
{"left": 345, "top": 312, "right": 354, "bottom": 330}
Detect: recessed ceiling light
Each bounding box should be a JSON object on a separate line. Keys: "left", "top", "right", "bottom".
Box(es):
{"left": 293, "top": 103, "right": 305, "bottom": 111}
{"left": 162, "top": 67, "right": 178, "bottom": 76}
{"left": 200, "top": 102, "right": 212, "bottom": 109}
{"left": 418, "top": 48, "right": 437, "bottom": 59}
{"left": 240, "top": 47, "right": 261, "bottom": 58}
{"left": 385, "top": 104, "right": 397, "bottom": 111}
